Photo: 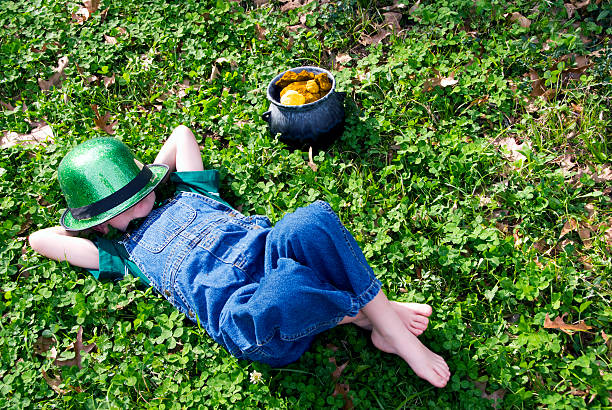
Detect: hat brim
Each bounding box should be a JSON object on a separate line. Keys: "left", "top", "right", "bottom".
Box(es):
{"left": 60, "top": 164, "right": 169, "bottom": 231}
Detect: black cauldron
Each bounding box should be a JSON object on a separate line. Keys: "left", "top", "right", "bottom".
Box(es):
{"left": 262, "top": 66, "right": 346, "bottom": 149}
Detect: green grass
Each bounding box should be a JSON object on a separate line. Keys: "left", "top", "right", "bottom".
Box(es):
{"left": 1, "top": 0, "right": 611, "bottom": 408}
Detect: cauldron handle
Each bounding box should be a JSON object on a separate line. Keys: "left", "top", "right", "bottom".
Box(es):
{"left": 262, "top": 111, "right": 271, "bottom": 122}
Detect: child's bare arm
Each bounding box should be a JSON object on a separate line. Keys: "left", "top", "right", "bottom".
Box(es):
{"left": 29, "top": 226, "right": 100, "bottom": 270}
{"left": 154, "top": 125, "right": 204, "bottom": 172}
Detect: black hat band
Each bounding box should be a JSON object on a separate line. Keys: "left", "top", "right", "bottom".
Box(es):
{"left": 69, "top": 167, "right": 153, "bottom": 220}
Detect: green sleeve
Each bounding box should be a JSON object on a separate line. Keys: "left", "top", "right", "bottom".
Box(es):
{"left": 170, "top": 170, "right": 232, "bottom": 208}
{"left": 91, "top": 237, "right": 150, "bottom": 286}
{"left": 89, "top": 237, "right": 128, "bottom": 282}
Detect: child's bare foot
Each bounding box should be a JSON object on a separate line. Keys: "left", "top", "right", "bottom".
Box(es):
{"left": 390, "top": 302, "right": 431, "bottom": 335}
{"left": 371, "top": 327, "right": 450, "bottom": 388}
{"left": 340, "top": 302, "right": 432, "bottom": 335}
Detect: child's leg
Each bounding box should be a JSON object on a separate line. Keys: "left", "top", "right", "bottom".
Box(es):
{"left": 359, "top": 290, "right": 450, "bottom": 388}
{"left": 339, "top": 301, "right": 432, "bottom": 336}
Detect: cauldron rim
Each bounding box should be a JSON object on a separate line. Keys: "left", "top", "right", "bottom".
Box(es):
{"left": 266, "top": 66, "right": 336, "bottom": 111}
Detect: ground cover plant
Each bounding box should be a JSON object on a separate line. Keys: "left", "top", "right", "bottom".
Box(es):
{"left": 1, "top": 0, "right": 611, "bottom": 408}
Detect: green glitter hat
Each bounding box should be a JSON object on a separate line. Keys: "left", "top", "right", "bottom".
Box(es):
{"left": 58, "top": 137, "right": 169, "bottom": 231}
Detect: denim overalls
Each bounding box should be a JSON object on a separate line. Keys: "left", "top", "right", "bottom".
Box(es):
{"left": 122, "top": 192, "right": 381, "bottom": 366}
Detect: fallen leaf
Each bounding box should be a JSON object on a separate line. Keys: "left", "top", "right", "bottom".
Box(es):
{"left": 578, "top": 223, "right": 594, "bottom": 248}
{"left": 287, "top": 24, "right": 307, "bottom": 32}
{"left": 330, "top": 359, "right": 348, "bottom": 379}
{"left": 544, "top": 313, "right": 593, "bottom": 335}
{"left": 383, "top": 0, "right": 408, "bottom": 11}
{"left": 54, "top": 326, "right": 97, "bottom": 369}
{"left": 528, "top": 69, "right": 546, "bottom": 98}
{"left": 383, "top": 12, "right": 402, "bottom": 31}
{"left": 103, "top": 74, "right": 115, "bottom": 88}
{"left": 359, "top": 29, "right": 390, "bottom": 46}
{"left": 215, "top": 57, "right": 238, "bottom": 70}
{"left": 423, "top": 73, "right": 459, "bottom": 92}
{"left": 0, "top": 101, "right": 15, "bottom": 111}
{"left": 255, "top": 0, "right": 270, "bottom": 6}
{"left": 255, "top": 24, "right": 267, "bottom": 41}
{"left": 308, "top": 146, "right": 318, "bottom": 172}
{"left": 332, "top": 383, "right": 354, "bottom": 409}
{"left": 593, "top": 165, "right": 612, "bottom": 183}
{"left": 474, "top": 381, "right": 506, "bottom": 409}
{"left": 91, "top": 105, "right": 117, "bottom": 135}
{"left": 34, "top": 335, "right": 57, "bottom": 355}
{"left": 408, "top": 0, "right": 422, "bottom": 21}
{"left": 104, "top": 34, "right": 118, "bottom": 45}
{"left": 603, "top": 330, "right": 612, "bottom": 354}
{"left": 560, "top": 219, "right": 578, "bottom": 239}
{"left": 513, "top": 228, "right": 523, "bottom": 248}
{"left": 42, "top": 369, "right": 67, "bottom": 395}
{"left": 578, "top": 255, "right": 593, "bottom": 270}
{"left": 1, "top": 122, "right": 55, "bottom": 148}
{"left": 38, "top": 56, "right": 69, "bottom": 92}
{"left": 508, "top": 12, "right": 531, "bottom": 28}
{"left": 281, "top": 0, "right": 314, "bottom": 12}
{"left": 585, "top": 203, "right": 595, "bottom": 220}
{"left": 564, "top": 3, "right": 577, "bottom": 19}
{"left": 72, "top": 0, "right": 100, "bottom": 24}
{"left": 335, "top": 53, "right": 352, "bottom": 65}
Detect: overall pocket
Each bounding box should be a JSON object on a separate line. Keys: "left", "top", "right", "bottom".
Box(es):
{"left": 133, "top": 200, "right": 196, "bottom": 253}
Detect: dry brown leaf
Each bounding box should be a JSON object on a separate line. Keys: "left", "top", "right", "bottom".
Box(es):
{"left": 281, "top": 0, "right": 314, "bottom": 12}
{"left": 0, "top": 101, "right": 15, "bottom": 111}
{"left": 603, "top": 225, "right": 612, "bottom": 249}
{"left": 215, "top": 57, "right": 238, "bottom": 70}
{"left": 508, "top": 12, "right": 531, "bottom": 28}
{"left": 528, "top": 69, "right": 547, "bottom": 98}
{"left": 255, "top": 24, "right": 267, "bottom": 41}
{"left": 331, "top": 360, "right": 348, "bottom": 379}
{"left": 42, "top": 369, "right": 67, "bottom": 395}
{"left": 34, "top": 335, "right": 57, "bottom": 356}
{"left": 287, "top": 24, "right": 307, "bottom": 32}
{"left": 565, "top": 3, "right": 577, "bottom": 18}
{"left": 208, "top": 65, "right": 221, "bottom": 82}
{"left": 383, "top": 12, "right": 402, "bottom": 31}
{"left": 103, "top": 74, "right": 115, "bottom": 88}
{"left": 308, "top": 146, "right": 318, "bottom": 172}
{"left": 585, "top": 203, "right": 595, "bottom": 220}
{"left": 38, "top": 56, "right": 69, "bottom": 92}
{"left": 1, "top": 122, "right": 55, "bottom": 148}
{"left": 544, "top": 313, "right": 593, "bottom": 335}
{"left": 360, "top": 29, "right": 390, "bottom": 46}
{"left": 99, "top": 7, "right": 109, "bottom": 22}
{"left": 332, "top": 382, "right": 354, "bottom": 409}
{"left": 91, "top": 105, "right": 117, "bottom": 135}
{"left": 72, "top": 0, "right": 100, "bottom": 24}
{"left": 54, "top": 326, "right": 97, "bottom": 369}
{"left": 560, "top": 218, "right": 578, "bottom": 239}
{"left": 513, "top": 228, "right": 523, "bottom": 248}
{"left": 474, "top": 381, "right": 506, "bottom": 409}
{"left": 409, "top": 0, "right": 422, "bottom": 21}
{"left": 255, "top": 0, "right": 270, "bottom": 6}
{"left": 104, "top": 34, "right": 117, "bottom": 45}
{"left": 423, "top": 73, "right": 459, "bottom": 92}
{"left": 578, "top": 255, "right": 594, "bottom": 270}
{"left": 336, "top": 53, "right": 352, "bottom": 65}
{"left": 603, "top": 330, "right": 612, "bottom": 353}
{"left": 593, "top": 165, "right": 612, "bottom": 183}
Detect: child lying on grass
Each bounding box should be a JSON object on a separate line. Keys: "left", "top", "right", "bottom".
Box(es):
{"left": 29, "top": 125, "right": 450, "bottom": 388}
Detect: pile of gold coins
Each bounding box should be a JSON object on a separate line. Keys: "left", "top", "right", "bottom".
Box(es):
{"left": 276, "top": 70, "right": 332, "bottom": 105}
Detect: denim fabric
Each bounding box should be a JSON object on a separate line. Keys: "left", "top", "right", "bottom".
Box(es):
{"left": 122, "top": 192, "right": 381, "bottom": 366}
